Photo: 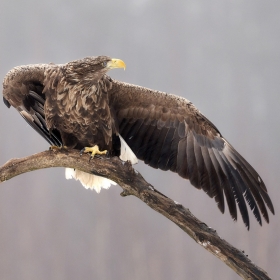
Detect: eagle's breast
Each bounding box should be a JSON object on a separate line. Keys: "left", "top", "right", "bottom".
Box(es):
{"left": 44, "top": 71, "right": 113, "bottom": 149}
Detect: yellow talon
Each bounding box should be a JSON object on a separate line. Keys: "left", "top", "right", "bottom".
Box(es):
{"left": 80, "top": 145, "right": 107, "bottom": 158}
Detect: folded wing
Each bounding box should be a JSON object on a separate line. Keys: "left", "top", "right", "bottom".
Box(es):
{"left": 2, "top": 64, "right": 62, "bottom": 147}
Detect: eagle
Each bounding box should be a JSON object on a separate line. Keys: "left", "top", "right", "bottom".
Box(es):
{"left": 2, "top": 55, "right": 274, "bottom": 229}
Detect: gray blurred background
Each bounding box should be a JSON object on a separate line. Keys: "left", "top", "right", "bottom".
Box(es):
{"left": 0, "top": 1, "right": 279, "bottom": 279}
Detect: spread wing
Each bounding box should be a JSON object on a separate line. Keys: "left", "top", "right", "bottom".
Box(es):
{"left": 2, "top": 64, "right": 62, "bottom": 147}
{"left": 110, "top": 80, "right": 274, "bottom": 229}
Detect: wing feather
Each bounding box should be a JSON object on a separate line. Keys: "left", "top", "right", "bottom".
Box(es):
{"left": 148, "top": 126, "right": 169, "bottom": 168}
{"left": 200, "top": 145, "right": 225, "bottom": 213}
{"left": 157, "top": 126, "right": 177, "bottom": 171}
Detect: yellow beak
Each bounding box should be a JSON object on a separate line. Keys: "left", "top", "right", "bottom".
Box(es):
{"left": 107, "top": 58, "right": 126, "bottom": 70}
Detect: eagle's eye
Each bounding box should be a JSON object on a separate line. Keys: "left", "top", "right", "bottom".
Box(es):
{"left": 102, "top": 61, "right": 107, "bottom": 67}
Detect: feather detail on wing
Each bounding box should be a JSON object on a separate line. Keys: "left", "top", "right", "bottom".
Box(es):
{"left": 110, "top": 80, "right": 274, "bottom": 229}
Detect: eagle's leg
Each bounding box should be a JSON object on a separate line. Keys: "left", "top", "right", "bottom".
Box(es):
{"left": 80, "top": 145, "right": 107, "bottom": 159}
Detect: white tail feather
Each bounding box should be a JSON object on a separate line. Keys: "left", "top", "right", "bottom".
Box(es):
{"left": 65, "top": 168, "right": 116, "bottom": 193}
{"left": 65, "top": 135, "right": 138, "bottom": 192}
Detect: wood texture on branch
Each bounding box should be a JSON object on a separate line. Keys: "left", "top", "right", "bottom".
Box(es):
{"left": 0, "top": 149, "right": 271, "bottom": 280}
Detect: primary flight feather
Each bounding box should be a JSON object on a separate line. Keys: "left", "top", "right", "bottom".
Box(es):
{"left": 2, "top": 55, "right": 274, "bottom": 229}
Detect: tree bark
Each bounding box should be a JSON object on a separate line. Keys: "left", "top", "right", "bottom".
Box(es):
{"left": 0, "top": 149, "right": 272, "bottom": 280}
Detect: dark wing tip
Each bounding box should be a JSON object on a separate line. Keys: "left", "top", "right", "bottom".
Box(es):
{"left": 223, "top": 141, "right": 274, "bottom": 228}
{"left": 3, "top": 97, "right": 11, "bottom": 108}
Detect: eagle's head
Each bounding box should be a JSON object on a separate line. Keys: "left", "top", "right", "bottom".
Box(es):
{"left": 63, "top": 56, "right": 126, "bottom": 84}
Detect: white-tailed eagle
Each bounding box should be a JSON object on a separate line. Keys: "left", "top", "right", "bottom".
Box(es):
{"left": 2, "top": 56, "right": 274, "bottom": 229}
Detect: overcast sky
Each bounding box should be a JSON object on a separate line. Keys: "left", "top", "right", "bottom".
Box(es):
{"left": 0, "top": 1, "right": 279, "bottom": 279}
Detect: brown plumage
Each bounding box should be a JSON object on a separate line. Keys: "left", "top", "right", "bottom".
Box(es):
{"left": 2, "top": 55, "right": 274, "bottom": 229}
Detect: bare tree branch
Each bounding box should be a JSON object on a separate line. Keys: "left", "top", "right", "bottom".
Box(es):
{"left": 0, "top": 149, "right": 272, "bottom": 280}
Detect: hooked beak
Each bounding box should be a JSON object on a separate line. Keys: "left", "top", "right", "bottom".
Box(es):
{"left": 106, "top": 58, "right": 126, "bottom": 70}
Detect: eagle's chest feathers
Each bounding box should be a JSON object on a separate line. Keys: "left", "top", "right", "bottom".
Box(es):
{"left": 46, "top": 81, "right": 112, "bottom": 143}
{"left": 59, "top": 84, "right": 98, "bottom": 119}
